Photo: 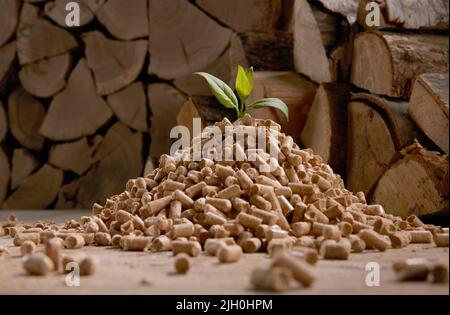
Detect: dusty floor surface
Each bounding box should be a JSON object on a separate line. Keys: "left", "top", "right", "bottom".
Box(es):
{"left": 0, "top": 210, "right": 448, "bottom": 295}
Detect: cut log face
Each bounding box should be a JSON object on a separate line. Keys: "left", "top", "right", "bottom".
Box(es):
{"left": 8, "top": 88, "right": 46, "bottom": 151}
{"left": 174, "top": 34, "right": 248, "bottom": 96}
{"left": 0, "top": 42, "right": 16, "bottom": 89}
{"left": 17, "top": 19, "right": 78, "bottom": 65}
{"left": 247, "top": 72, "right": 318, "bottom": 140}
{"left": 77, "top": 126, "right": 143, "bottom": 208}
{"left": 0, "top": 0, "right": 19, "bottom": 48}
{"left": 45, "top": 0, "right": 95, "bottom": 27}
{"left": 96, "top": 0, "right": 149, "bottom": 40}
{"left": 19, "top": 53, "right": 72, "bottom": 98}
{"left": 177, "top": 100, "right": 201, "bottom": 139}
{"left": 351, "top": 31, "right": 449, "bottom": 99}
{"left": 83, "top": 31, "right": 148, "bottom": 95}
{"left": 2, "top": 164, "right": 63, "bottom": 210}
{"left": 83, "top": 0, "right": 106, "bottom": 13}
{"left": 148, "top": 84, "right": 187, "bottom": 158}
{"left": 372, "top": 141, "right": 449, "bottom": 218}
{"left": 409, "top": 73, "right": 449, "bottom": 154}
{"left": 347, "top": 101, "right": 397, "bottom": 195}
{"left": 301, "top": 84, "right": 350, "bottom": 175}
{"left": 18, "top": 2, "right": 39, "bottom": 30}
{"left": 149, "top": 0, "right": 233, "bottom": 80}
{"left": 239, "top": 31, "right": 293, "bottom": 71}
{"left": 11, "top": 148, "right": 38, "bottom": 190}
{"left": 0, "top": 101, "right": 7, "bottom": 143}
{"left": 92, "top": 123, "right": 131, "bottom": 163}
{"left": 0, "top": 148, "right": 10, "bottom": 205}
{"left": 107, "top": 82, "right": 148, "bottom": 132}
{"left": 293, "top": 0, "right": 332, "bottom": 83}
{"left": 316, "top": 0, "right": 359, "bottom": 24}
{"left": 55, "top": 179, "right": 81, "bottom": 209}
{"left": 49, "top": 136, "right": 102, "bottom": 176}
{"left": 40, "top": 59, "right": 113, "bottom": 141}
{"left": 196, "top": 0, "right": 282, "bottom": 32}
{"left": 358, "top": 0, "right": 449, "bottom": 31}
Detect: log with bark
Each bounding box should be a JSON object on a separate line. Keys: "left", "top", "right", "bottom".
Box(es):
{"left": 292, "top": 0, "right": 357, "bottom": 83}
{"left": 351, "top": 31, "right": 449, "bottom": 99}
{"left": 10, "top": 148, "right": 39, "bottom": 190}
{"left": 409, "top": 73, "right": 449, "bottom": 154}
{"left": 372, "top": 141, "right": 449, "bottom": 219}
{"left": 301, "top": 83, "right": 351, "bottom": 175}
{"left": 347, "top": 93, "right": 424, "bottom": 196}
{"left": 247, "top": 71, "right": 318, "bottom": 141}
{"left": 2, "top": 164, "right": 63, "bottom": 210}
{"left": 358, "top": 0, "right": 449, "bottom": 31}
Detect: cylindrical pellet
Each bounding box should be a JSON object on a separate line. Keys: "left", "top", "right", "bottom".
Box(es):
{"left": 13, "top": 233, "right": 40, "bottom": 246}
{"left": 170, "top": 222, "right": 195, "bottom": 239}
{"left": 272, "top": 253, "right": 315, "bottom": 287}
{"left": 151, "top": 235, "right": 172, "bottom": 252}
{"left": 320, "top": 240, "right": 350, "bottom": 260}
{"left": 242, "top": 238, "right": 262, "bottom": 253}
{"left": 23, "top": 253, "right": 54, "bottom": 276}
{"left": 94, "top": 232, "right": 111, "bottom": 246}
{"left": 121, "top": 236, "right": 151, "bottom": 251}
{"left": 217, "top": 185, "right": 242, "bottom": 199}
{"left": 20, "top": 240, "right": 36, "bottom": 256}
{"left": 236, "top": 212, "right": 263, "bottom": 230}
{"left": 45, "top": 238, "right": 63, "bottom": 271}
{"left": 251, "top": 267, "right": 292, "bottom": 292}
{"left": 394, "top": 259, "right": 431, "bottom": 281}
{"left": 409, "top": 230, "right": 433, "bottom": 244}
{"left": 434, "top": 233, "right": 449, "bottom": 247}
{"left": 79, "top": 256, "right": 98, "bottom": 276}
{"left": 217, "top": 245, "right": 242, "bottom": 263}
{"left": 265, "top": 228, "right": 288, "bottom": 241}
{"left": 174, "top": 253, "right": 191, "bottom": 274}
{"left": 390, "top": 231, "right": 411, "bottom": 249}
{"left": 251, "top": 208, "right": 279, "bottom": 225}
{"left": 433, "top": 264, "right": 448, "bottom": 283}
{"left": 347, "top": 235, "right": 366, "bottom": 253}
{"left": 173, "top": 190, "right": 195, "bottom": 208}
{"left": 204, "top": 212, "right": 227, "bottom": 226}
{"left": 359, "top": 229, "right": 390, "bottom": 251}
{"left": 206, "top": 197, "right": 232, "bottom": 213}
{"left": 291, "top": 222, "right": 311, "bottom": 237}
{"left": 65, "top": 234, "right": 85, "bottom": 249}
{"left": 172, "top": 240, "right": 202, "bottom": 257}
{"left": 337, "top": 221, "right": 353, "bottom": 237}
{"left": 111, "top": 234, "right": 122, "bottom": 248}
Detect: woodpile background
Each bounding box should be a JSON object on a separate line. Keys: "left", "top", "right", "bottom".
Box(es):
{"left": 0, "top": 0, "right": 448, "bottom": 221}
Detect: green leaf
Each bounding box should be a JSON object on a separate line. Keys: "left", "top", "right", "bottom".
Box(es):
{"left": 247, "top": 98, "right": 289, "bottom": 121}
{"left": 246, "top": 66, "right": 254, "bottom": 88}
{"left": 235, "top": 65, "right": 253, "bottom": 111}
{"left": 194, "top": 72, "right": 239, "bottom": 114}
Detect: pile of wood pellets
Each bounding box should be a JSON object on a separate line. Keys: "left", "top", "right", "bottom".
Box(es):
{"left": 1, "top": 116, "right": 448, "bottom": 291}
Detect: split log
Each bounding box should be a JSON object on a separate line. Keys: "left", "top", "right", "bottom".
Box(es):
{"left": 18, "top": 2, "right": 39, "bottom": 30}
{"left": 0, "top": 0, "right": 19, "bottom": 48}
{"left": 239, "top": 31, "right": 293, "bottom": 71}
{"left": 0, "top": 102, "right": 7, "bottom": 143}
{"left": 0, "top": 42, "right": 16, "bottom": 94}
{"left": 17, "top": 19, "right": 78, "bottom": 65}
{"left": 77, "top": 125, "right": 143, "bottom": 208}
{"left": 96, "top": 0, "right": 148, "bottom": 40}
{"left": 0, "top": 148, "right": 10, "bottom": 205}
{"left": 247, "top": 72, "right": 318, "bottom": 141}
{"left": 143, "top": 156, "right": 155, "bottom": 178}
{"left": 11, "top": 148, "right": 38, "bottom": 190}
{"left": 148, "top": 84, "right": 187, "bottom": 158}
{"left": 55, "top": 179, "right": 81, "bottom": 209}
{"left": 49, "top": 136, "right": 102, "bottom": 176}
{"left": 347, "top": 93, "right": 423, "bottom": 196}
{"left": 149, "top": 0, "right": 233, "bottom": 80}
{"left": 372, "top": 141, "right": 449, "bottom": 218}
{"left": 92, "top": 123, "right": 131, "bottom": 163}
{"left": 351, "top": 31, "right": 449, "bottom": 99}
{"left": 40, "top": 59, "right": 113, "bottom": 141}
{"left": 196, "top": 0, "right": 283, "bottom": 32}
{"left": 8, "top": 87, "right": 45, "bottom": 151}
{"left": 316, "top": 0, "right": 359, "bottom": 24}
{"left": 409, "top": 73, "right": 449, "bottom": 154}
{"left": 174, "top": 34, "right": 248, "bottom": 96}
{"left": 107, "top": 82, "right": 148, "bottom": 132}
{"left": 177, "top": 99, "right": 202, "bottom": 139}
{"left": 301, "top": 84, "right": 351, "bottom": 175}
{"left": 44, "top": 0, "right": 95, "bottom": 27}
{"left": 19, "top": 53, "right": 72, "bottom": 98}
{"left": 358, "top": 0, "right": 449, "bottom": 31}
{"left": 83, "top": 31, "right": 148, "bottom": 95}
{"left": 83, "top": 0, "right": 105, "bottom": 13}
{"left": 2, "top": 164, "right": 63, "bottom": 210}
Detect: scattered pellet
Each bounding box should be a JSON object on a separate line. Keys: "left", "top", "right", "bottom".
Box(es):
{"left": 20, "top": 240, "right": 36, "bottom": 256}
{"left": 217, "top": 245, "right": 243, "bottom": 263}
{"left": 272, "top": 253, "right": 315, "bottom": 287}
{"left": 79, "top": 256, "right": 99, "bottom": 276}
{"left": 172, "top": 240, "right": 201, "bottom": 257}
{"left": 13, "top": 233, "right": 40, "bottom": 246}
{"left": 45, "top": 238, "right": 63, "bottom": 271}
{"left": 434, "top": 233, "right": 449, "bottom": 247}
{"left": 23, "top": 253, "right": 54, "bottom": 276}
{"left": 432, "top": 264, "right": 448, "bottom": 284}
{"left": 65, "top": 234, "right": 85, "bottom": 249}
{"left": 174, "top": 253, "right": 191, "bottom": 274}
{"left": 251, "top": 267, "right": 292, "bottom": 292}
{"left": 359, "top": 229, "right": 390, "bottom": 251}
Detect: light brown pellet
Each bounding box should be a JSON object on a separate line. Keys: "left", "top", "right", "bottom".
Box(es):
{"left": 359, "top": 229, "right": 390, "bottom": 251}
{"left": 337, "top": 221, "right": 353, "bottom": 237}
{"left": 217, "top": 245, "right": 242, "bottom": 263}
{"left": 250, "top": 195, "right": 272, "bottom": 211}
{"left": 242, "top": 238, "right": 262, "bottom": 253}
{"left": 265, "top": 227, "right": 288, "bottom": 241}
{"left": 94, "top": 232, "right": 112, "bottom": 246}
{"left": 40, "top": 230, "right": 57, "bottom": 244}
{"left": 111, "top": 235, "right": 122, "bottom": 248}
{"left": 288, "top": 183, "right": 315, "bottom": 196}
{"left": 320, "top": 240, "right": 350, "bottom": 260}
{"left": 13, "top": 233, "right": 40, "bottom": 246}
{"left": 272, "top": 253, "right": 315, "bottom": 287}
{"left": 406, "top": 215, "right": 424, "bottom": 228}
{"left": 236, "top": 169, "right": 253, "bottom": 190}
{"left": 45, "top": 238, "right": 63, "bottom": 271}
{"left": 434, "top": 233, "right": 449, "bottom": 247}
{"left": 218, "top": 185, "right": 242, "bottom": 199}
{"left": 374, "top": 218, "right": 396, "bottom": 235}
{"left": 304, "top": 205, "right": 329, "bottom": 224}
{"left": 175, "top": 253, "right": 191, "bottom": 274}
{"left": 185, "top": 182, "right": 207, "bottom": 198}
{"left": 79, "top": 256, "right": 98, "bottom": 276}
{"left": 151, "top": 235, "right": 172, "bottom": 251}
{"left": 236, "top": 212, "right": 263, "bottom": 230}
{"left": 292, "top": 247, "right": 319, "bottom": 265}
{"left": 347, "top": 235, "right": 366, "bottom": 253}
{"left": 390, "top": 231, "right": 411, "bottom": 248}
{"left": 291, "top": 222, "right": 311, "bottom": 237}
{"left": 432, "top": 263, "right": 448, "bottom": 283}
{"left": 84, "top": 221, "right": 99, "bottom": 233}
{"left": 20, "top": 240, "right": 36, "bottom": 256}
{"left": 121, "top": 236, "right": 151, "bottom": 251}
{"left": 172, "top": 240, "right": 202, "bottom": 257}
{"left": 204, "top": 238, "right": 234, "bottom": 256}
{"left": 394, "top": 258, "right": 431, "bottom": 281}
{"left": 23, "top": 253, "right": 54, "bottom": 276}
{"left": 205, "top": 197, "right": 232, "bottom": 213}
{"left": 170, "top": 222, "right": 195, "bottom": 239}
{"left": 409, "top": 230, "right": 433, "bottom": 244}
{"left": 251, "top": 267, "right": 292, "bottom": 292}
{"left": 173, "top": 190, "right": 195, "bottom": 208}
{"left": 323, "top": 225, "right": 341, "bottom": 241}
{"left": 267, "top": 238, "right": 292, "bottom": 256}
{"left": 251, "top": 208, "right": 279, "bottom": 225}
{"left": 65, "top": 234, "right": 85, "bottom": 249}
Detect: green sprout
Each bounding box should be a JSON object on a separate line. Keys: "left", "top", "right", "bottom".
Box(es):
{"left": 194, "top": 65, "right": 289, "bottom": 120}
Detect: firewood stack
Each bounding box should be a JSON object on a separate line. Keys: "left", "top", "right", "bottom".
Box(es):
{"left": 0, "top": 0, "right": 449, "bottom": 221}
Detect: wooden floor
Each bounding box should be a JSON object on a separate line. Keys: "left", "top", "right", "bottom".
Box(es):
{"left": 0, "top": 210, "right": 448, "bottom": 295}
